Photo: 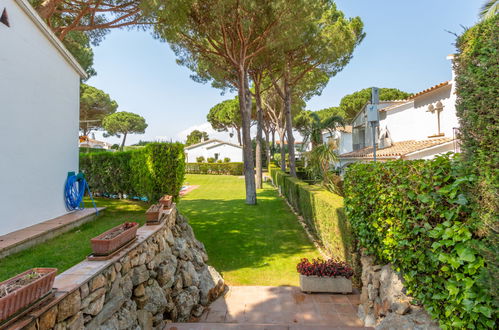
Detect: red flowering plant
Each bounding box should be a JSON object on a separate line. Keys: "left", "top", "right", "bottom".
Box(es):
{"left": 297, "top": 258, "right": 353, "bottom": 278}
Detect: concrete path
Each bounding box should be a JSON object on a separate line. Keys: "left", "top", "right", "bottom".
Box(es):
{"left": 165, "top": 286, "right": 370, "bottom": 329}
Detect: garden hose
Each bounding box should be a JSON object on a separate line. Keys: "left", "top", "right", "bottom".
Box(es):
{"left": 65, "top": 172, "right": 98, "bottom": 214}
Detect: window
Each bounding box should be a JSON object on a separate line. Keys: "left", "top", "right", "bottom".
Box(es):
{"left": 1, "top": 8, "right": 10, "bottom": 27}
{"left": 214, "top": 153, "right": 219, "bottom": 160}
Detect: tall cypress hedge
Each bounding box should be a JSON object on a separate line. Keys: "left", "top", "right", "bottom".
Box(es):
{"left": 80, "top": 142, "right": 185, "bottom": 201}
{"left": 454, "top": 14, "right": 499, "bottom": 312}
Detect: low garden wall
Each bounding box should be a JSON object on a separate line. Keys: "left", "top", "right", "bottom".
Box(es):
{"left": 12, "top": 205, "right": 225, "bottom": 329}
{"left": 185, "top": 162, "right": 244, "bottom": 175}
{"left": 358, "top": 253, "right": 439, "bottom": 329}
{"left": 80, "top": 142, "right": 186, "bottom": 201}
{"left": 345, "top": 155, "right": 495, "bottom": 328}
{"left": 268, "top": 165, "right": 356, "bottom": 272}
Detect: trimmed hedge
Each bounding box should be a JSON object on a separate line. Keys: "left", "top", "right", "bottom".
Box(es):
{"left": 269, "top": 165, "right": 355, "bottom": 269}
{"left": 344, "top": 155, "right": 495, "bottom": 329}
{"left": 80, "top": 142, "right": 185, "bottom": 201}
{"left": 185, "top": 162, "right": 244, "bottom": 175}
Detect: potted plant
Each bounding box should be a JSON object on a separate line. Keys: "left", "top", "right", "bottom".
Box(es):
{"left": 159, "top": 195, "right": 173, "bottom": 208}
{"left": 297, "top": 258, "right": 353, "bottom": 293}
{"left": 90, "top": 222, "right": 138, "bottom": 256}
{"left": 145, "top": 204, "right": 162, "bottom": 222}
{"left": 0, "top": 268, "right": 57, "bottom": 322}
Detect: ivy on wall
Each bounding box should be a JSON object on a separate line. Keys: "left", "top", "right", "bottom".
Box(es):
{"left": 344, "top": 155, "right": 495, "bottom": 329}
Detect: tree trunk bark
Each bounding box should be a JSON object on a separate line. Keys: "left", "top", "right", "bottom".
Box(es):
{"left": 271, "top": 129, "right": 276, "bottom": 159}
{"left": 278, "top": 129, "right": 286, "bottom": 171}
{"left": 254, "top": 85, "right": 263, "bottom": 189}
{"left": 236, "top": 128, "right": 242, "bottom": 146}
{"left": 238, "top": 69, "right": 257, "bottom": 205}
{"left": 264, "top": 128, "right": 271, "bottom": 169}
{"left": 284, "top": 73, "right": 296, "bottom": 177}
{"left": 120, "top": 132, "right": 128, "bottom": 151}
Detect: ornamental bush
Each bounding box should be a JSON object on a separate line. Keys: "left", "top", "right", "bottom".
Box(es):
{"left": 344, "top": 155, "right": 495, "bottom": 329}
{"left": 269, "top": 165, "right": 356, "bottom": 275}
{"left": 185, "top": 162, "right": 244, "bottom": 175}
{"left": 80, "top": 142, "right": 185, "bottom": 201}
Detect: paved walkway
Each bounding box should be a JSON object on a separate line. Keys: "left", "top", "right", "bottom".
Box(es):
{"left": 166, "top": 286, "right": 370, "bottom": 329}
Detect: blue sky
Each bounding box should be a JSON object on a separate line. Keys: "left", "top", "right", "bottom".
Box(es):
{"left": 87, "top": 0, "right": 482, "bottom": 146}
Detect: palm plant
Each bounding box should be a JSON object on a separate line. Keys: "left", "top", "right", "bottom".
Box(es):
{"left": 303, "top": 140, "right": 343, "bottom": 195}
{"left": 295, "top": 110, "right": 345, "bottom": 149}
{"left": 480, "top": 0, "right": 498, "bottom": 20}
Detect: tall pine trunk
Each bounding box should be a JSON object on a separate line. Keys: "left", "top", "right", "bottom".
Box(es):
{"left": 120, "top": 132, "right": 128, "bottom": 151}
{"left": 238, "top": 69, "right": 257, "bottom": 204}
{"left": 236, "top": 128, "right": 242, "bottom": 146}
{"left": 264, "top": 128, "right": 271, "bottom": 169}
{"left": 255, "top": 85, "right": 263, "bottom": 189}
{"left": 278, "top": 129, "right": 286, "bottom": 171}
{"left": 284, "top": 73, "right": 296, "bottom": 177}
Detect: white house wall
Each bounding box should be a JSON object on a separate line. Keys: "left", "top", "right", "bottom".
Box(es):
{"left": 0, "top": 0, "right": 80, "bottom": 235}
{"left": 382, "top": 85, "right": 457, "bottom": 142}
{"left": 207, "top": 144, "right": 243, "bottom": 162}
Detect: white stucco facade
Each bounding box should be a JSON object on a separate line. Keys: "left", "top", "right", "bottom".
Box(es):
{"left": 185, "top": 140, "right": 243, "bottom": 162}
{"left": 0, "top": 0, "right": 86, "bottom": 235}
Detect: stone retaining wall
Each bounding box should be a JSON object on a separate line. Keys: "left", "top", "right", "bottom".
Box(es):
{"left": 358, "top": 253, "right": 439, "bottom": 329}
{"left": 12, "top": 206, "right": 225, "bottom": 329}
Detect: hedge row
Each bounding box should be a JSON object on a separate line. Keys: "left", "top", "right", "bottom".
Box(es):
{"left": 269, "top": 165, "right": 355, "bottom": 270}
{"left": 80, "top": 142, "right": 185, "bottom": 201}
{"left": 455, "top": 14, "right": 498, "bottom": 313}
{"left": 344, "top": 155, "right": 495, "bottom": 329}
{"left": 185, "top": 162, "right": 244, "bottom": 175}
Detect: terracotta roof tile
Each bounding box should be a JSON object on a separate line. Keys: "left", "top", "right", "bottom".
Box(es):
{"left": 408, "top": 81, "right": 450, "bottom": 99}
{"left": 340, "top": 138, "right": 453, "bottom": 159}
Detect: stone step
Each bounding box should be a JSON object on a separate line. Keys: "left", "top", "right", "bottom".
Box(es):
{"left": 164, "top": 323, "right": 371, "bottom": 330}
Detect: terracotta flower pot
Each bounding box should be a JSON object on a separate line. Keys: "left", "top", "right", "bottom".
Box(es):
{"left": 159, "top": 195, "right": 173, "bottom": 208}
{"left": 90, "top": 222, "right": 138, "bottom": 256}
{"left": 145, "top": 204, "right": 162, "bottom": 221}
{"left": 0, "top": 268, "right": 57, "bottom": 322}
{"left": 299, "top": 274, "right": 352, "bottom": 293}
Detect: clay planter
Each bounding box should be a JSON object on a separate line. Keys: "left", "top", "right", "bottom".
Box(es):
{"left": 145, "top": 204, "right": 162, "bottom": 221}
{"left": 299, "top": 275, "right": 352, "bottom": 293}
{"left": 0, "top": 268, "right": 57, "bottom": 322}
{"left": 159, "top": 195, "right": 173, "bottom": 208}
{"left": 90, "top": 222, "right": 138, "bottom": 256}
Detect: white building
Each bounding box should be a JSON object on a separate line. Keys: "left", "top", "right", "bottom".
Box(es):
{"left": 339, "top": 56, "right": 459, "bottom": 167}
{"left": 0, "top": 0, "right": 86, "bottom": 235}
{"left": 79, "top": 136, "right": 113, "bottom": 150}
{"left": 322, "top": 126, "right": 353, "bottom": 155}
{"left": 185, "top": 139, "right": 243, "bottom": 162}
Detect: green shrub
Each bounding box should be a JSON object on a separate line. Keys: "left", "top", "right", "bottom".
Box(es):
{"left": 269, "top": 165, "right": 355, "bottom": 275}
{"left": 223, "top": 157, "right": 231, "bottom": 163}
{"left": 185, "top": 162, "right": 244, "bottom": 175}
{"left": 216, "top": 159, "right": 223, "bottom": 163}
{"left": 344, "top": 155, "right": 495, "bottom": 329}
{"left": 207, "top": 157, "right": 215, "bottom": 163}
{"left": 196, "top": 156, "right": 205, "bottom": 163}
{"left": 455, "top": 14, "right": 498, "bottom": 309}
{"left": 80, "top": 142, "right": 185, "bottom": 201}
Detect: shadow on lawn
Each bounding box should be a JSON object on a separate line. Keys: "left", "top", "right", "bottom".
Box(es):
{"left": 177, "top": 189, "right": 317, "bottom": 274}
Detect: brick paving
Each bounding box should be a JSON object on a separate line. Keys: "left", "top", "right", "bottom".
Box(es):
{"left": 165, "top": 286, "right": 371, "bottom": 329}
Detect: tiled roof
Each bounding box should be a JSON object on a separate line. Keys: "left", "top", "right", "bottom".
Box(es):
{"left": 339, "top": 125, "right": 353, "bottom": 133}
{"left": 206, "top": 142, "right": 242, "bottom": 149}
{"left": 340, "top": 138, "right": 453, "bottom": 159}
{"left": 185, "top": 139, "right": 225, "bottom": 150}
{"left": 408, "top": 81, "right": 450, "bottom": 99}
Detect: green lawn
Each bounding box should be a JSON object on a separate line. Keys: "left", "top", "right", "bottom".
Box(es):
{"left": 0, "top": 198, "right": 149, "bottom": 281}
{"left": 178, "top": 174, "right": 320, "bottom": 286}
{"left": 0, "top": 174, "right": 320, "bottom": 286}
